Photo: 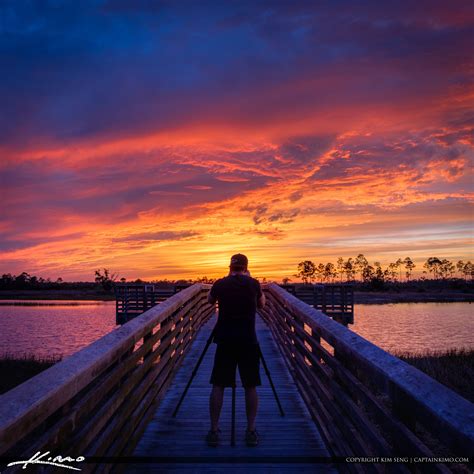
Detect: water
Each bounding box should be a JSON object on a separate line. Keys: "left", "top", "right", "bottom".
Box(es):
{"left": 0, "top": 301, "right": 472, "bottom": 358}
{"left": 351, "top": 302, "right": 474, "bottom": 354}
{"left": 0, "top": 300, "right": 116, "bottom": 358}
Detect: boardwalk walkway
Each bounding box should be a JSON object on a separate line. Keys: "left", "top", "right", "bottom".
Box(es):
{"left": 128, "top": 314, "right": 334, "bottom": 473}
{"left": 2, "top": 283, "right": 471, "bottom": 473}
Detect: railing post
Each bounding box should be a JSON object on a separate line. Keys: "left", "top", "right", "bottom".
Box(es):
{"left": 124, "top": 288, "right": 129, "bottom": 324}
{"left": 143, "top": 330, "right": 153, "bottom": 360}
{"left": 391, "top": 385, "right": 417, "bottom": 434}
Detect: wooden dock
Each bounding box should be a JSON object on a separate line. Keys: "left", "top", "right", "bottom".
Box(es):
{"left": 114, "top": 284, "right": 191, "bottom": 324}
{"left": 116, "top": 283, "right": 354, "bottom": 326}
{"left": 128, "top": 315, "right": 333, "bottom": 473}
{"left": 1, "top": 283, "right": 472, "bottom": 474}
{"left": 281, "top": 284, "right": 354, "bottom": 325}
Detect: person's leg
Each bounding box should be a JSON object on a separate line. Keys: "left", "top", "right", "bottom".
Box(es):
{"left": 209, "top": 385, "right": 224, "bottom": 431}
{"left": 238, "top": 344, "right": 262, "bottom": 433}
{"left": 244, "top": 386, "right": 258, "bottom": 431}
{"left": 209, "top": 344, "right": 236, "bottom": 433}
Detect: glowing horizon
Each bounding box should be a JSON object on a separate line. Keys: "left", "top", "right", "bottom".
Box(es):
{"left": 1, "top": 1, "right": 473, "bottom": 282}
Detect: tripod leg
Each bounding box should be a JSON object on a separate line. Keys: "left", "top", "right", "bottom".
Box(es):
{"left": 231, "top": 385, "right": 236, "bottom": 446}
{"left": 259, "top": 345, "right": 285, "bottom": 417}
{"left": 172, "top": 328, "right": 215, "bottom": 418}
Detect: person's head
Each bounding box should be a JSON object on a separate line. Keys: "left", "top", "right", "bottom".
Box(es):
{"left": 229, "top": 253, "right": 248, "bottom": 273}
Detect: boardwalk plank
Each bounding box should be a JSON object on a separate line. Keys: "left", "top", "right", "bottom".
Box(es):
{"left": 127, "top": 315, "right": 334, "bottom": 473}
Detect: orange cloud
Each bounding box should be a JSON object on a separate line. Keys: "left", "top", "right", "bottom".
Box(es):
{"left": 1, "top": 1, "right": 473, "bottom": 281}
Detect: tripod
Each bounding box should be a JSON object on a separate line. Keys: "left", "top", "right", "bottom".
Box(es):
{"left": 172, "top": 326, "right": 285, "bottom": 446}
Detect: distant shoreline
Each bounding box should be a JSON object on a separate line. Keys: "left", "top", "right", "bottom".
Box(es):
{"left": 354, "top": 291, "right": 473, "bottom": 304}
{"left": 0, "top": 289, "right": 472, "bottom": 304}
{"left": 0, "top": 290, "right": 115, "bottom": 301}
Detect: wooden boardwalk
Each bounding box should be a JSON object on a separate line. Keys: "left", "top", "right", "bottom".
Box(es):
{"left": 128, "top": 314, "right": 334, "bottom": 473}
{"left": 2, "top": 284, "right": 472, "bottom": 473}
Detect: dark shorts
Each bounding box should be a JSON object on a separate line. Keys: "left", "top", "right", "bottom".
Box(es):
{"left": 210, "top": 343, "right": 262, "bottom": 388}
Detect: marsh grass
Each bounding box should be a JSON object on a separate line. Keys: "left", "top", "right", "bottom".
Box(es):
{"left": 0, "top": 352, "right": 63, "bottom": 395}
{"left": 396, "top": 348, "right": 474, "bottom": 403}
{"left": 1, "top": 348, "right": 472, "bottom": 404}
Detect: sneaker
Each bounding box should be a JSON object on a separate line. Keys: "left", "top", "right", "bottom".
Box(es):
{"left": 206, "top": 429, "right": 220, "bottom": 447}
{"left": 245, "top": 429, "right": 259, "bottom": 447}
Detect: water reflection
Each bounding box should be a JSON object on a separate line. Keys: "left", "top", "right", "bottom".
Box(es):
{"left": 351, "top": 302, "right": 473, "bottom": 354}
{"left": 0, "top": 301, "right": 116, "bottom": 358}
{"left": 0, "top": 301, "right": 472, "bottom": 358}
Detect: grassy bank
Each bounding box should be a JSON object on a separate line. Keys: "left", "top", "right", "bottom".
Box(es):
{"left": 0, "top": 352, "right": 63, "bottom": 395}
{"left": 397, "top": 348, "right": 474, "bottom": 403}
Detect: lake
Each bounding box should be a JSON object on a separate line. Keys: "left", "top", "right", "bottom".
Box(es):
{"left": 0, "top": 300, "right": 472, "bottom": 358}
{"left": 0, "top": 300, "right": 116, "bottom": 358}
{"left": 351, "top": 302, "right": 473, "bottom": 354}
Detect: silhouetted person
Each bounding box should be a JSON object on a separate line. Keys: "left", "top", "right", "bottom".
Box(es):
{"left": 206, "top": 253, "right": 265, "bottom": 447}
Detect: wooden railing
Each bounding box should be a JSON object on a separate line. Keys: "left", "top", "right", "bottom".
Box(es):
{"left": 1, "top": 282, "right": 471, "bottom": 473}
{"left": 281, "top": 284, "right": 354, "bottom": 325}
{"left": 260, "top": 283, "right": 473, "bottom": 472}
{"left": 114, "top": 283, "right": 191, "bottom": 324}
{"left": 0, "top": 283, "right": 213, "bottom": 473}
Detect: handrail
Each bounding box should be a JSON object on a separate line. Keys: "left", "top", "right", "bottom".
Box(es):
{"left": 0, "top": 283, "right": 213, "bottom": 468}
{"left": 261, "top": 283, "right": 473, "bottom": 466}
{"left": 2, "top": 281, "right": 471, "bottom": 471}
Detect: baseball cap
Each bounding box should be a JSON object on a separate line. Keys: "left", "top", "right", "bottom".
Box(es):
{"left": 230, "top": 253, "right": 248, "bottom": 267}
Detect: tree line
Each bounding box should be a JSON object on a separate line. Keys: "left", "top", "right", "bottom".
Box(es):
{"left": 0, "top": 269, "right": 121, "bottom": 292}
{"left": 2, "top": 257, "right": 473, "bottom": 292}
{"left": 292, "top": 255, "right": 474, "bottom": 284}
{"left": 0, "top": 272, "right": 66, "bottom": 289}
{"left": 0, "top": 269, "right": 206, "bottom": 292}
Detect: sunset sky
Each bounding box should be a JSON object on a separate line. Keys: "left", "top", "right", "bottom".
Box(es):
{"left": 1, "top": 1, "right": 473, "bottom": 281}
